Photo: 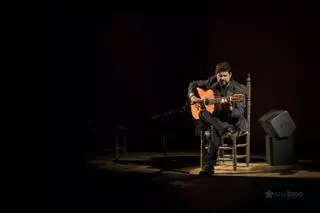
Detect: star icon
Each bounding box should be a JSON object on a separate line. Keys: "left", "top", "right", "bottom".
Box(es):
{"left": 265, "top": 190, "right": 273, "bottom": 198}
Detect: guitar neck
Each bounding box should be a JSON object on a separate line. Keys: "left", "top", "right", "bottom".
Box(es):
{"left": 206, "top": 97, "right": 223, "bottom": 105}
{"left": 206, "top": 95, "right": 241, "bottom": 105}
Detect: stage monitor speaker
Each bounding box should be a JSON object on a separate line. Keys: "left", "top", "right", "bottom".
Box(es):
{"left": 265, "top": 136, "right": 296, "bottom": 165}
{"left": 258, "top": 110, "right": 296, "bottom": 138}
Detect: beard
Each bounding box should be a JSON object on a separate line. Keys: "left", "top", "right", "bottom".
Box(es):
{"left": 219, "top": 80, "right": 227, "bottom": 85}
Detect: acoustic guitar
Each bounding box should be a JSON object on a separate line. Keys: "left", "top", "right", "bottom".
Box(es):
{"left": 191, "top": 87, "right": 245, "bottom": 120}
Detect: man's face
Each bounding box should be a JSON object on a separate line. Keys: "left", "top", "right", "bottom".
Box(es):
{"left": 216, "top": 71, "right": 232, "bottom": 86}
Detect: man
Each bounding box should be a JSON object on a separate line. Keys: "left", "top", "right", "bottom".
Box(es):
{"left": 187, "top": 61, "right": 248, "bottom": 175}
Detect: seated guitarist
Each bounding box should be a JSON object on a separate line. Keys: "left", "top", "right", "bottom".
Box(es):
{"left": 188, "top": 61, "right": 248, "bottom": 175}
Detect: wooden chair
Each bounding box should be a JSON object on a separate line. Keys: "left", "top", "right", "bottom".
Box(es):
{"left": 200, "top": 73, "right": 251, "bottom": 171}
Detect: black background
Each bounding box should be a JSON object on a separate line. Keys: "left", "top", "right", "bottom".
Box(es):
{"left": 30, "top": 1, "right": 320, "bottom": 170}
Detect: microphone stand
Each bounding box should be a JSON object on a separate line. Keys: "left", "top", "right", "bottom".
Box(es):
{"left": 150, "top": 102, "right": 190, "bottom": 174}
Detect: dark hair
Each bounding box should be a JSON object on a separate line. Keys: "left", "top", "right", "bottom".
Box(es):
{"left": 215, "top": 61, "right": 231, "bottom": 74}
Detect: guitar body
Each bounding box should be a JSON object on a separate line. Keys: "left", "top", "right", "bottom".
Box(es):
{"left": 191, "top": 87, "right": 216, "bottom": 120}
{"left": 190, "top": 87, "right": 245, "bottom": 120}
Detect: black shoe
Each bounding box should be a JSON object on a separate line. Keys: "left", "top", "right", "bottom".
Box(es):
{"left": 225, "top": 127, "right": 235, "bottom": 133}
{"left": 223, "top": 127, "right": 235, "bottom": 137}
{"left": 199, "top": 164, "right": 215, "bottom": 176}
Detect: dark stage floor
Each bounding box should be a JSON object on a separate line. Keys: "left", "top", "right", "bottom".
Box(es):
{"left": 48, "top": 151, "right": 320, "bottom": 213}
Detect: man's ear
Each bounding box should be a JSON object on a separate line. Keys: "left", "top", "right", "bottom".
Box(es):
{"left": 229, "top": 72, "right": 232, "bottom": 78}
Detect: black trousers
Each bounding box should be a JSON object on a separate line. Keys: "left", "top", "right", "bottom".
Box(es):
{"left": 197, "top": 110, "right": 233, "bottom": 166}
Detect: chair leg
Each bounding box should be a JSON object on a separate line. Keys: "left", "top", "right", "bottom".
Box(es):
{"left": 246, "top": 147, "right": 250, "bottom": 167}
{"left": 220, "top": 138, "right": 225, "bottom": 164}
{"left": 232, "top": 136, "right": 237, "bottom": 171}
{"left": 246, "top": 136, "right": 250, "bottom": 167}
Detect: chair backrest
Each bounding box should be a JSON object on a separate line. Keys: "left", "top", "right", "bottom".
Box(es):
{"left": 245, "top": 73, "right": 251, "bottom": 147}
{"left": 246, "top": 73, "right": 251, "bottom": 129}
